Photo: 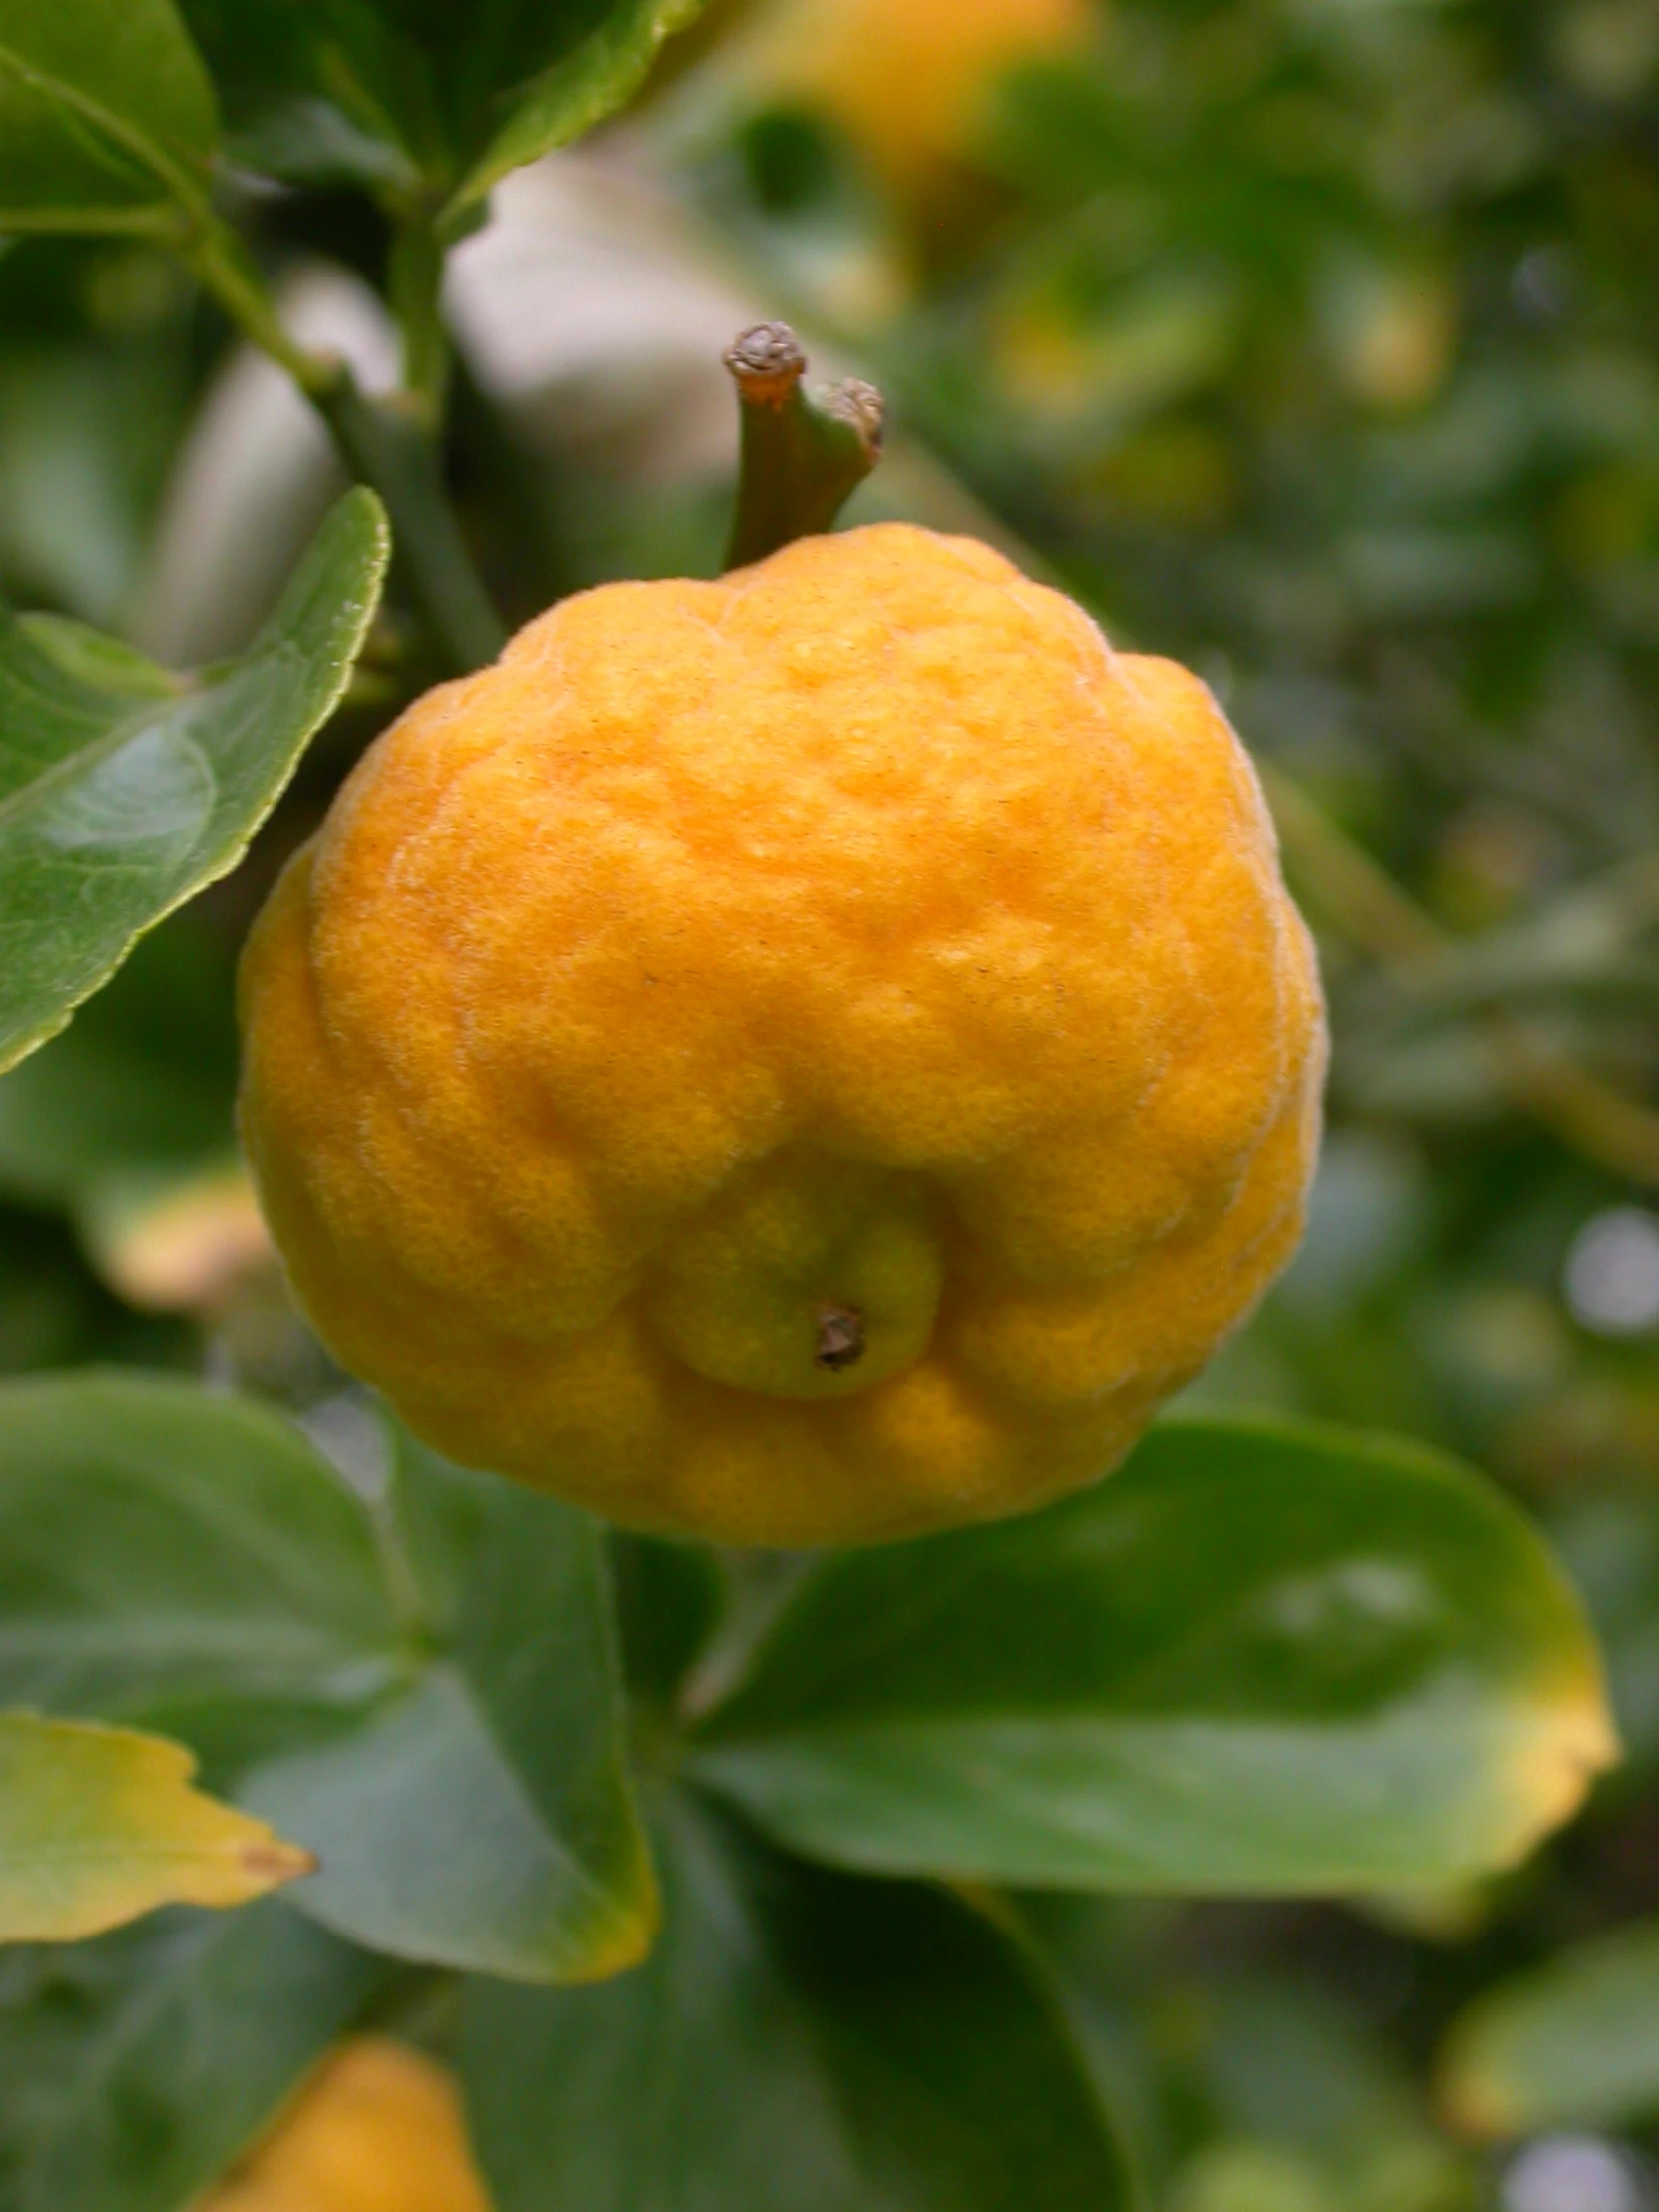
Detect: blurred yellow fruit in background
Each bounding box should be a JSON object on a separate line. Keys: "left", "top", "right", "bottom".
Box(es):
{"left": 203, "top": 2039, "right": 490, "bottom": 2212}
{"left": 756, "top": 0, "right": 1094, "bottom": 197}
{"left": 240, "top": 523, "right": 1324, "bottom": 1547}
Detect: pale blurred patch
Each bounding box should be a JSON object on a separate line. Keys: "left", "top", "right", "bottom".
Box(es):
{"left": 82, "top": 1162, "right": 274, "bottom": 1314}
{"left": 1318, "top": 253, "right": 1459, "bottom": 413}
{"left": 1564, "top": 1209, "right": 1659, "bottom": 1337}
{"left": 1504, "top": 2136, "right": 1651, "bottom": 2212}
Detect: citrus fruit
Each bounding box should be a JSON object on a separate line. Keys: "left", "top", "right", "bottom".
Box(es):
{"left": 203, "top": 2038, "right": 490, "bottom": 2212}
{"left": 239, "top": 523, "right": 1325, "bottom": 1546}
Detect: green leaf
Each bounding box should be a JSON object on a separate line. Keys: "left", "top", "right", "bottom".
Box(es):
{"left": 0, "top": 1375, "right": 651, "bottom": 1984}
{"left": 0, "top": 917, "right": 235, "bottom": 1212}
{"left": 462, "top": 1794, "right": 1137, "bottom": 2212}
{"left": 174, "top": 0, "right": 705, "bottom": 207}
{"left": 173, "top": 0, "right": 436, "bottom": 194}
{"left": 0, "top": 1712, "right": 312, "bottom": 1941}
{"left": 0, "top": 915, "right": 248, "bottom": 1305}
{"left": 1438, "top": 1915, "right": 1659, "bottom": 2138}
{"left": 0, "top": 0, "right": 217, "bottom": 233}
{"left": 442, "top": 0, "right": 707, "bottom": 229}
{"left": 610, "top": 1532, "right": 727, "bottom": 1711}
{"left": 0, "top": 486, "right": 388, "bottom": 1077}
{"left": 245, "top": 1469, "right": 657, "bottom": 1985}
{"left": 0, "top": 1898, "right": 385, "bottom": 2211}
{"left": 0, "top": 1370, "right": 405, "bottom": 1775}
{"left": 692, "top": 1414, "right": 1616, "bottom": 1893}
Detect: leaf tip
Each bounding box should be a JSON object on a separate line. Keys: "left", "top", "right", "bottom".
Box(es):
{"left": 238, "top": 1836, "right": 319, "bottom": 1887}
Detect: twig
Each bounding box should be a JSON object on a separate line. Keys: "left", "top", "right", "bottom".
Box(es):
{"left": 184, "top": 219, "right": 505, "bottom": 675}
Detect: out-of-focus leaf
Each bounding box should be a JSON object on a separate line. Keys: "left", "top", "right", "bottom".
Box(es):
{"left": 1168, "top": 2142, "right": 1336, "bottom": 2212}
{"left": 0, "top": 0, "right": 216, "bottom": 232}
{"left": 246, "top": 1473, "right": 656, "bottom": 1986}
{"left": 0, "top": 917, "right": 235, "bottom": 1209}
{"left": 1552, "top": 1498, "right": 1659, "bottom": 1774}
{"left": 0, "top": 340, "right": 184, "bottom": 622}
{"left": 443, "top": 0, "right": 707, "bottom": 229}
{"left": 172, "top": 1, "right": 435, "bottom": 194}
{"left": 461, "top": 1794, "right": 1137, "bottom": 2211}
{"left": 0, "top": 486, "right": 387, "bottom": 1076}
{"left": 0, "top": 916, "right": 260, "bottom": 1307}
{"left": 176, "top": 0, "right": 706, "bottom": 207}
{"left": 610, "top": 1532, "right": 727, "bottom": 1710}
{"left": 0, "top": 1370, "right": 405, "bottom": 1774}
{"left": 0, "top": 1712, "right": 310, "bottom": 1940}
{"left": 0, "top": 1376, "right": 652, "bottom": 1985}
{"left": 1439, "top": 1917, "right": 1659, "bottom": 2137}
{"left": 0, "top": 1898, "right": 384, "bottom": 2212}
{"left": 692, "top": 1415, "right": 1616, "bottom": 1892}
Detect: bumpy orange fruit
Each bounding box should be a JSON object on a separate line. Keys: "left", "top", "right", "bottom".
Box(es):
{"left": 204, "top": 2039, "right": 490, "bottom": 2212}
{"left": 239, "top": 524, "right": 1325, "bottom": 1546}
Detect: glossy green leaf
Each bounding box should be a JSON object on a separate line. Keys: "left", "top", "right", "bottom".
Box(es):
{"left": 1439, "top": 1916, "right": 1659, "bottom": 2138}
{"left": 462, "top": 1794, "right": 1137, "bottom": 2212}
{"left": 0, "top": 1376, "right": 651, "bottom": 1984}
{"left": 0, "top": 0, "right": 217, "bottom": 231}
{"left": 246, "top": 1472, "right": 656, "bottom": 1984}
{"left": 0, "top": 486, "right": 387, "bottom": 1076}
{"left": 175, "top": 0, "right": 705, "bottom": 205}
{"left": 443, "top": 0, "right": 707, "bottom": 228}
{"left": 0, "top": 1899, "right": 384, "bottom": 2211}
{"left": 0, "top": 1713, "right": 312, "bottom": 1941}
{"left": 0, "top": 1371, "right": 404, "bottom": 1775}
{"left": 692, "top": 1415, "right": 1616, "bottom": 1893}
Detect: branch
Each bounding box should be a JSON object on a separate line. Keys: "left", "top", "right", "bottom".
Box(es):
{"left": 184, "top": 223, "right": 505, "bottom": 675}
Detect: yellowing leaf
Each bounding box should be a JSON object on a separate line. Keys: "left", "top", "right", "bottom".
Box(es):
{"left": 0, "top": 1711, "right": 313, "bottom": 1941}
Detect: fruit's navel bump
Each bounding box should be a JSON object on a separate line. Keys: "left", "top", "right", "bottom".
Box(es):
{"left": 816, "top": 1304, "right": 865, "bottom": 1372}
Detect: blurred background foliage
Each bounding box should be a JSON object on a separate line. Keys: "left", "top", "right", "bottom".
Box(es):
{"left": 3, "top": 0, "right": 1659, "bottom": 2205}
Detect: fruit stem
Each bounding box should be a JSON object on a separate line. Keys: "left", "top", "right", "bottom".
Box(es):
{"left": 722, "top": 323, "right": 884, "bottom": 571}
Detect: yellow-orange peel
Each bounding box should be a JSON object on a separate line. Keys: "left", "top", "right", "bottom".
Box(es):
{"left": 239, "top": 524, "right": 1325, "bottom": 1546}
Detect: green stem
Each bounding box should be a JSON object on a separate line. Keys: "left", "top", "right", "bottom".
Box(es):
{"left": 183, "top": 223, "right": 339, "bottom": 399}
{"left": 722, "top": 323, "right": 883, "bottom": 571}
{"left": 386, "top": 211, "right": 451, "bottom": 426}
{"left": 184, "top": 218, "right": 505, "bottom": 675}
{"left": 315, "top": 376, "right": 507, "bottom": 674}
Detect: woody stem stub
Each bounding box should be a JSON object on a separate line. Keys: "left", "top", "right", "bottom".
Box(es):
{"left": 723, "top": 322, "right": 884, "bottom": 571}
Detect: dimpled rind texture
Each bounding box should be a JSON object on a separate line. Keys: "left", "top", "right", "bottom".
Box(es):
{"left": 239, "top": 524, "right": 1326, "bottom": 1547}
